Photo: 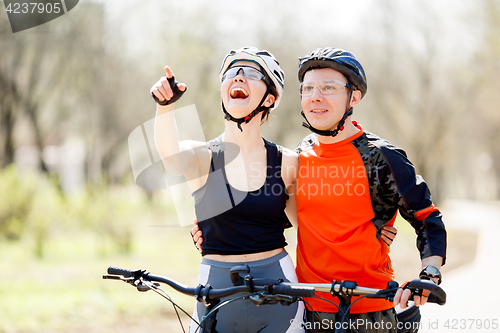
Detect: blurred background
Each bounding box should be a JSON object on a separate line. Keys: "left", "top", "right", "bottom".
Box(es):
{"left": 0, "top": 0, "right": 498, "bottom": 332}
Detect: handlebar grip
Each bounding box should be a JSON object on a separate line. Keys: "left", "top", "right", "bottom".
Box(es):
{"left": 270, "top": 284, "right": 315, "bottom": 298}
{"left": 408, "top": 279, "right": 446, "bottom": 305}
{"left": 427, "top": 293, "right": 446, "bottom": 305}
{"left": 108, "top": 266, "right": 137, "bottom": 278}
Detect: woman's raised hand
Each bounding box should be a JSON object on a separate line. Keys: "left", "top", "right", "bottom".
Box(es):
{"left": 151, "top": 66, "right": 187, "bottom": 106}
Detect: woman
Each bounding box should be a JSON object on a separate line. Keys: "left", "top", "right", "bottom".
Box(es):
{"left": 151, "top": 47, "right": 304, "bottom": 333}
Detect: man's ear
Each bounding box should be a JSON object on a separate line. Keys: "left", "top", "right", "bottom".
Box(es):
{"left": 350, "top": 90, "right": 362, "bottom": 108}
{"left": 264, "top": 94, "right": 276, "bottom": 107}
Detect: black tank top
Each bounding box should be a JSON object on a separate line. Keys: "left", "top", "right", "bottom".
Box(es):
{"left": 193, "top": 136, "right": 292, "bottom": 255}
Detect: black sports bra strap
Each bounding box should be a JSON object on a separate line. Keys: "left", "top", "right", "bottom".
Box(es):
{"left": 207, "top": 136, "right": 224, "bottom": 171}
{"left": 275, "top": 144, "right": 283, "bottom": 179}
{"left": 276, "top": 144, "right": 283, "bottom": 166}
{"left": 262, "top": 138, "right": 283, "bottom": 179}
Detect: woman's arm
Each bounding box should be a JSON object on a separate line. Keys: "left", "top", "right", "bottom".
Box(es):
{"left": 152, "top": 66, "right": 209, "bottom": 188}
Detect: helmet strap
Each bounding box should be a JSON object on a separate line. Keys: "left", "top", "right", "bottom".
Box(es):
{"left": 222, "top": 85, "right": 271, "bottom": 132}
{"left": 301, "top": 87, "right": 354, "bottom": 138}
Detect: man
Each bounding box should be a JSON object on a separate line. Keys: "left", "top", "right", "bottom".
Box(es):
{"left": 294, "top": 47, "right": 446, "bottom": 332}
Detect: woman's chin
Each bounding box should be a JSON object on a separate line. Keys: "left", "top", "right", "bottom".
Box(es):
{"left": 225, "top": 104, "right": 254, "bottom": 117}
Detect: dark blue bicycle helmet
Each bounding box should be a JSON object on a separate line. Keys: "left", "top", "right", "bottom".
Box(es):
{"left": 298, "top": 47, "right": 367, "bottom": 98}
{"left": 298, "top": 47, "right": 367, "bottom": 137}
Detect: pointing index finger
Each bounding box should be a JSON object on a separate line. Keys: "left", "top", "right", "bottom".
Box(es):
{"left": 164, "top": 66, "right": 174, "bottom": 79}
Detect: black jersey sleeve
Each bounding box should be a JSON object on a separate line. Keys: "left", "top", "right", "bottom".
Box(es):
{"left": 379, "top": 144, "right": 447, "bottom": 265}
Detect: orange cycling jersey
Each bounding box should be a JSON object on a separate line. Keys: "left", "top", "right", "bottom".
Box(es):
{"left": 295, "top": 123, "right": 446, "bottom": 314}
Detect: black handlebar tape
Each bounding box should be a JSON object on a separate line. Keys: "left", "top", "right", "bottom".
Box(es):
{"left": 408, "top": 279, "right": 446, "bottom": 305}
{"left": 270, "top": 284, "right": 315, "bottom": 298}
{"left": 108, "top": 266, "right": 137, "bottom": 278}
{"left": 152, "top": 76, "right": 187, "bottom": 106}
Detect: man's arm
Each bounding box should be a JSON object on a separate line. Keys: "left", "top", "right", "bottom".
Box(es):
{"left": 281, "top": 147, "right": 299, "bottom": 229}
{"left": 379, "top": 145, "right": 446, "bottom": 308}
{"left": 190, "top": 219, "right": 203, "bottom": 254}
{"left": 379, "top": 145, "right": 447, "bottom": 264}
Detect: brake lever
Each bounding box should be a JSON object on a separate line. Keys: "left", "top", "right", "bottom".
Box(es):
{"left": 135, "top": 279, "right": 160, "bottom": 292}
{"left": 102, "top": 274, "right": 137, "bottom": 283}
{"left": 103, "top": 273, "right": 157, "bottom": 293}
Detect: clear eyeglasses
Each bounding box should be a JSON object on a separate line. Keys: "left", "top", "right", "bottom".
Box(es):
{"left": 299, "top": 80, "right": 351, "bottom": 96}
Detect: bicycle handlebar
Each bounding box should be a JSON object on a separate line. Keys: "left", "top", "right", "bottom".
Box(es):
{"left": 103, "top": 265, "right": 446, "bottom": 305}
{"left": 407, "top": 279, "right": 446, "bottom": 305}
{"left": 280, "top": 279, "right": 446, "bottom": 305}
{"left": 104, "top": 266, "right": 266, "bottom": 300}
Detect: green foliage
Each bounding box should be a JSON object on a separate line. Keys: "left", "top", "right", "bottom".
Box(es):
{"left": 66, "top": 185, "right": 139, "bottom": 256}
{"left": 0, "top": 165, "right": 150, "bottom": 259}
{"left": 0, "top": 165, "right": 37, "bottom": 240}
{"left": 0, "top": 165, "right": 67, "bottom": 257}
{"left": 27, "top": 174, "right": 66, "bottom": 258}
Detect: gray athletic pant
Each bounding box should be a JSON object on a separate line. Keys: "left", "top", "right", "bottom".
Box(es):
{"left": 189, "top": 251, "right": 304, "bottom": 333}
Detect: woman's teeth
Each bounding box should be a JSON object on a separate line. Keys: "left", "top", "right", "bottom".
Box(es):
{"left": 311, "top": 109, "right": 328, "bottom": 113}
{"left": 230, "top": 87, "right": 249, "bottom": 98}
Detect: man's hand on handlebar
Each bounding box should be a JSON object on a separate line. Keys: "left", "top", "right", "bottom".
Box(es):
{"left": 190, "top": 218, "right": 203, "bottom": 254}
{"left": 394, "top": 256, "right": 443, "bottom": 309}
{"left": 394, "top": 281, "right": 429, "bottom": 309}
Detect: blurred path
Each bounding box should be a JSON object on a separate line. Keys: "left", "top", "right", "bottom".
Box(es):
{"left": 418, "top": 200, "right": 500, "bottom": 332}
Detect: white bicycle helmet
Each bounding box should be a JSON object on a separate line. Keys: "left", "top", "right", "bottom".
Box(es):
{"left": 220, "top": 47, "right": 285, "bottom": 110}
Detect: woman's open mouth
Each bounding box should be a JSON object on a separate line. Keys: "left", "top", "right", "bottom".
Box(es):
{"left": 230, "top": 87, "right": 249, "bottom": 99}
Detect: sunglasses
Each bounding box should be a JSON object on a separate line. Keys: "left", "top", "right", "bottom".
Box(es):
{"left": 222, "top": 66, "right": 270, "bottom": 85}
